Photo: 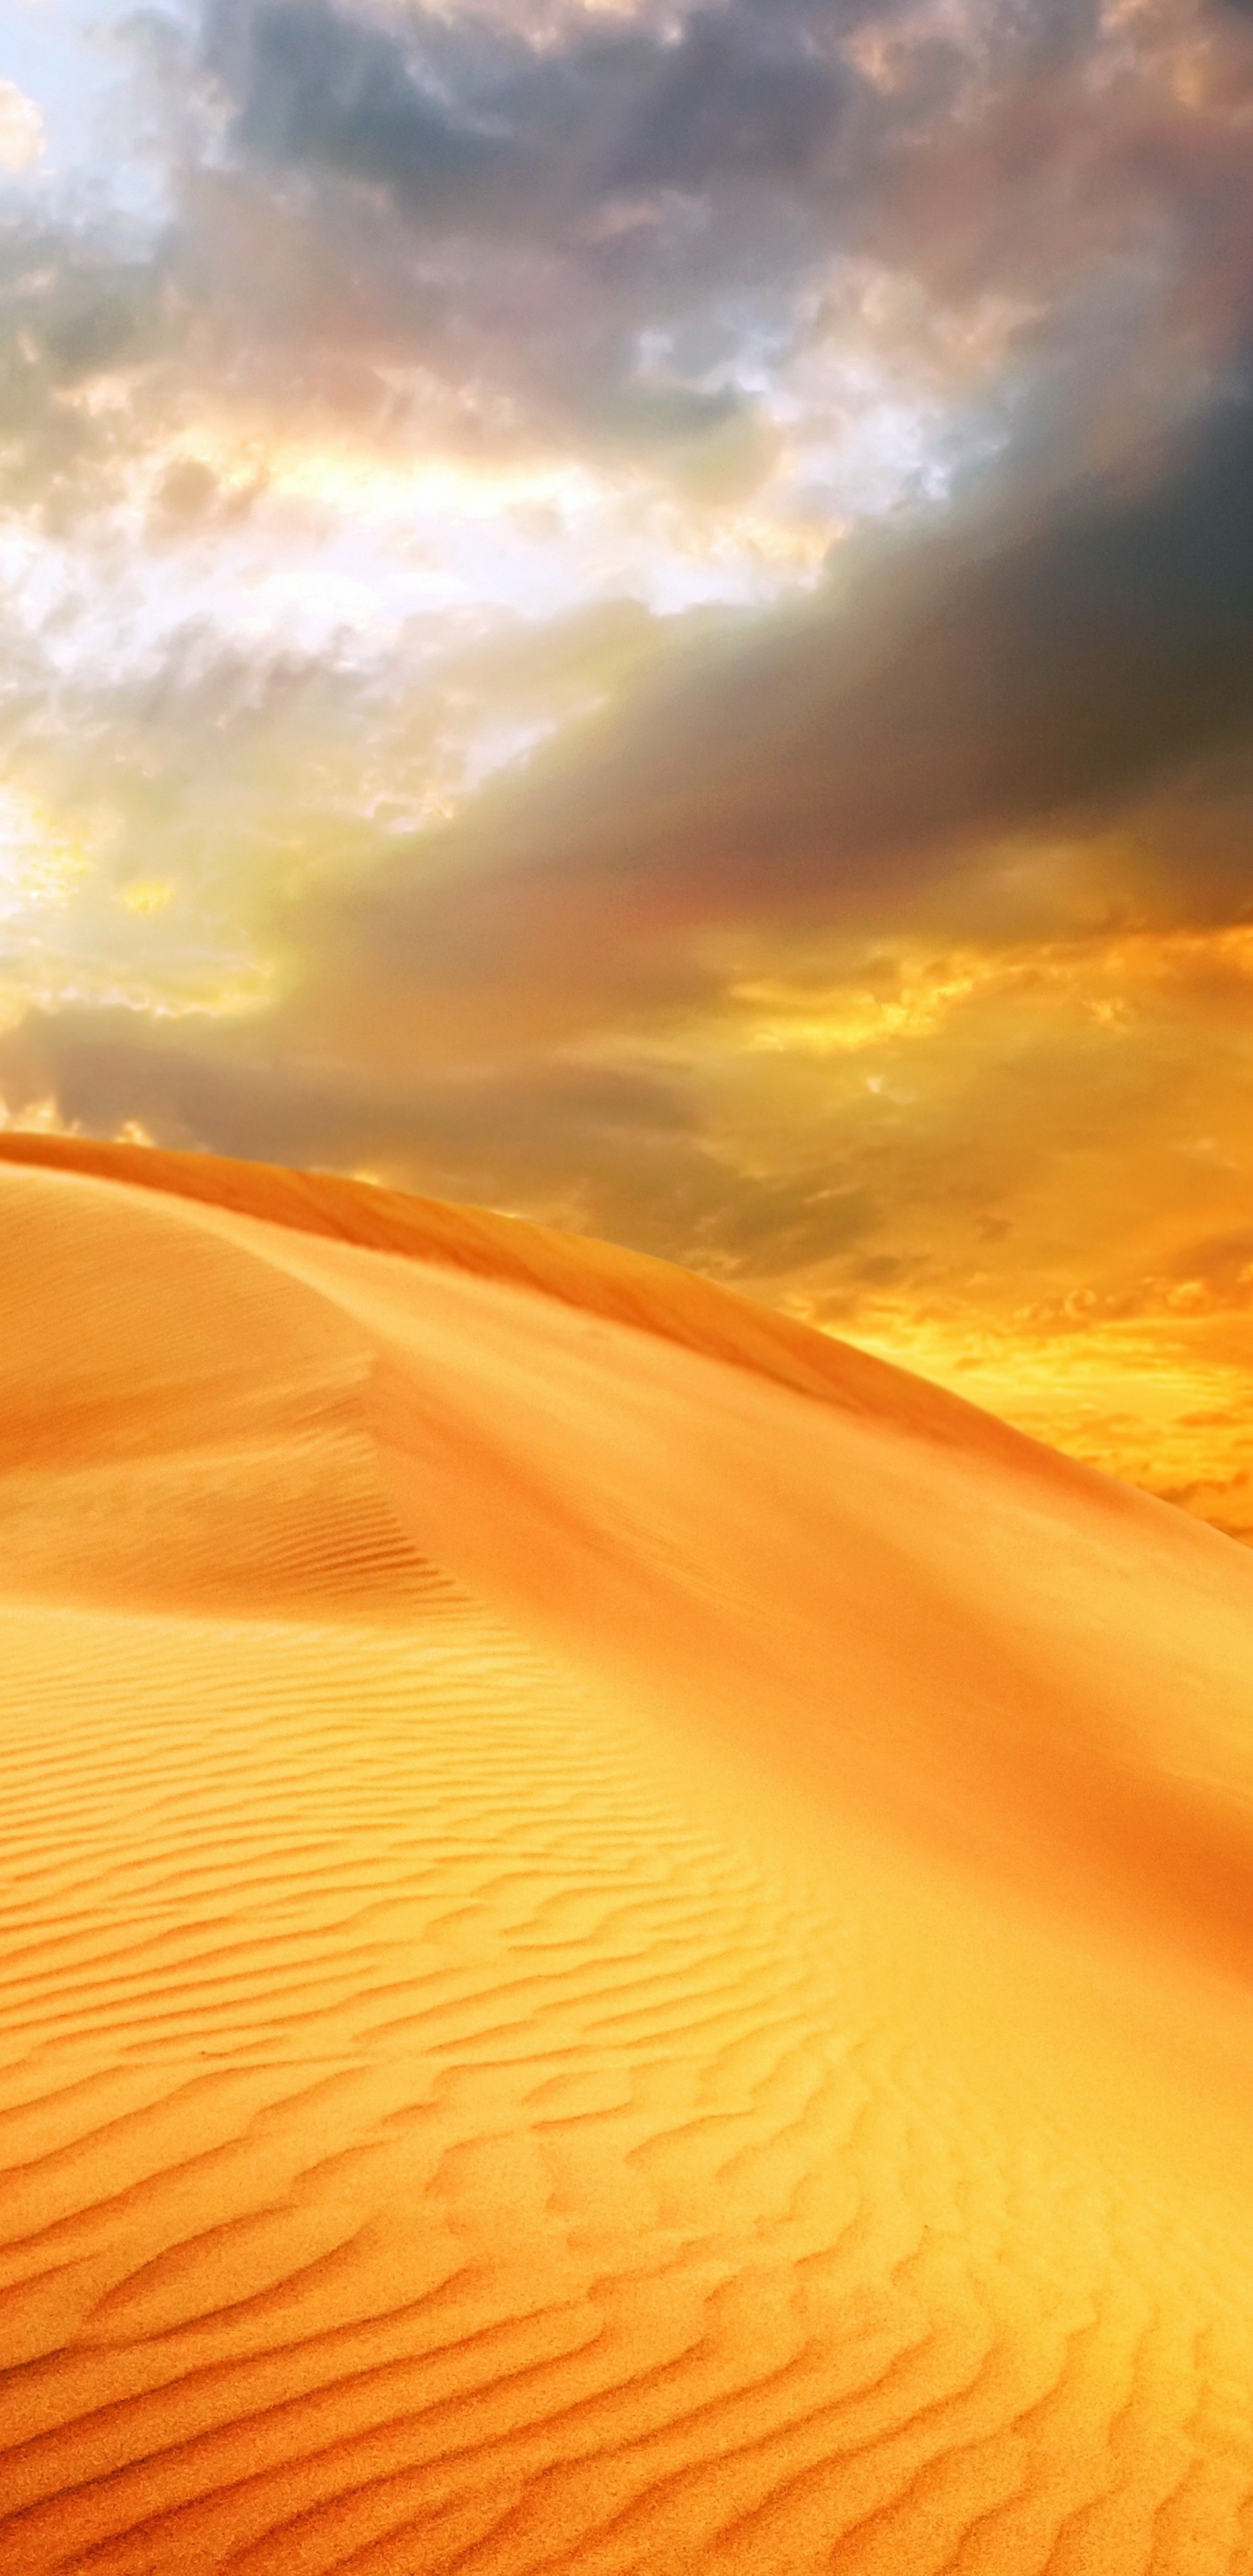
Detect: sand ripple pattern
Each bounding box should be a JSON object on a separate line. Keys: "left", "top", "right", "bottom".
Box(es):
{"left": 3, "top": 1144, "right": 1253, "bottom": 2573}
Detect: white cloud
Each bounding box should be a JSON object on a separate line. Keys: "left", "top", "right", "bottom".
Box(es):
{"left": 0, "top": 80, "right": 44, "bottom": 174}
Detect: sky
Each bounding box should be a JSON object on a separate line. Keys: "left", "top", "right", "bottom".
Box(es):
{"left": 3, "top": 0, "right": 1253, "bottom": 1534}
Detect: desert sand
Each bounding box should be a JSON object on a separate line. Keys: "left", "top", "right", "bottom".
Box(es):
{"left": 3, "top": 1138, "right": 1253, "bottom": 2573}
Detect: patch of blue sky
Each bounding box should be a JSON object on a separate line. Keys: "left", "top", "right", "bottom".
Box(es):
{"left": 0, "top": 0, "right": 190, "bottom": 220}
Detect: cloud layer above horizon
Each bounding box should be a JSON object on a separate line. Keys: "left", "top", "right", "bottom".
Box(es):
{"left": 4, "top": 0, "right": 1253, "bottom": 1530}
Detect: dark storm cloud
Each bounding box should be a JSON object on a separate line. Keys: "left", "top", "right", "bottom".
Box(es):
{"left": 193, "top": 0, "right": 865, "bottom": 442}
{"left": 193, "top": 0, "right": 1246, "bottom": 455}
{"left": 203, "top": 2, "right": 1253, "bottom": 328}
{"left": 208, "top": 0, "right": 1133, "bottom": 248}
{"left": 210, "top": 0, "right": 856, "bottom": 218}
{"left": 219, "top": 0, "right": 523, "bottom": 217}
{"left": 600, "top": 6, "right": 847, "bottom": 192}
{"left": 276, "top": 370, "right": 1253, "bottom": 1061}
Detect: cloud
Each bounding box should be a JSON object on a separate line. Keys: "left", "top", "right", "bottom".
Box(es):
{"left": 193, "top": 0, "right": 873, "bottom": 457}
{"left": 211, "top": 0, "right": 855, "bottom": 218}
{"left": 4, "top": 0, "right": 1253, "bottom": 540}
{"left": 6, "top": 0, "right": 1253, "bottom": 726}
{"left": 221, "top": 0, "right": 525, "bottom": 218}
{"left": 270, "top": 368, "right": 1253, "bottom": 1066}
{"left": 189, "top": 0, "right": 1253, "bottom": 463}
{"left": 0, "top": 84, "right": 44, "bottom": 177}
{"left": 0, "top": 996, "right": 680, "bottom": 1170}
{"left": 9, "top": 1, "right": 1253, "bottom": 1128}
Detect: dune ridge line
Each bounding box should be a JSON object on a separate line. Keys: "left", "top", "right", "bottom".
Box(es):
{"left": 0, "top": 1130, "right": 1122, "bottom": 1498}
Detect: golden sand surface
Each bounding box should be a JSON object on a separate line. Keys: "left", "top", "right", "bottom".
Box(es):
{"left": 3, "top": 1138, "right": 1253, "bottom": 2573}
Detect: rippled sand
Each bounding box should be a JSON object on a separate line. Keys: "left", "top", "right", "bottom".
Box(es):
{"left": 3, "top": 1133, "right": 1253, "bottom": 2575}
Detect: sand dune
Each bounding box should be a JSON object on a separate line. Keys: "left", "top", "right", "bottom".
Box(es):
{"left": 3, "top": 1142, "right": 1253, "bottom": 2572}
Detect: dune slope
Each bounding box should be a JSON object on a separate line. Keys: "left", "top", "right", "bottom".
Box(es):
{"left": 3, "top": 1142, "right": 1253, "bottom": 2573}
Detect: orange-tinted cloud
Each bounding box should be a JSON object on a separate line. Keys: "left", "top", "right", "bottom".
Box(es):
{"left": 269, "top": 375, "right": 1253, "bottom": 1076}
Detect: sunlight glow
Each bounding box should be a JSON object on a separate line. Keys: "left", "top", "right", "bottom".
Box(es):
{"left": 0, "top": 786, "right": 91, "bottom": 921}
{"left": 0, "top": 82, "right": 44, "bottom": 174}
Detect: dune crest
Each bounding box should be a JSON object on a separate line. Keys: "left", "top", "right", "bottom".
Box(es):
{"left": 3, "top": 1140, "right": 1253, "bottom": 2573}
{"left": 0, "top": 1130, "right": 1115, "bottom": 1489}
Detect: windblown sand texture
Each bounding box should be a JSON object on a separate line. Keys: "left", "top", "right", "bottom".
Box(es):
{"left": 4, "top": 1139, "right": 1253, "bottom": 2574}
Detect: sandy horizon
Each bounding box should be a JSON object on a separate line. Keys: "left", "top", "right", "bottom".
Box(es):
{"left": 3, "top": 1133, "right": 1253, "bottom": 2573}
